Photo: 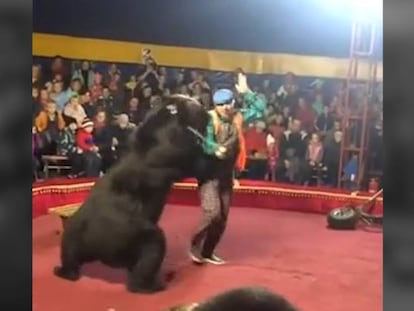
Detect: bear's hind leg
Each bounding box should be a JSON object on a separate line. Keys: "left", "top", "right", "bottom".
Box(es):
{"left": 54, "top": 234, "right": 82, "bottom": 281}
{"left": 127, "top": 224, "right": 166, "bottom": 294}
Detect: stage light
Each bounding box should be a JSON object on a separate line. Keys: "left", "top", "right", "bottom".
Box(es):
{"left": 317, "top": 0, "right": 382, "bottom": 22}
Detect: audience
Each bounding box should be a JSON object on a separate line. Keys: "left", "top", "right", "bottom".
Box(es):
{"left": 57, "top": 121, "right": 83, "bottom": 178}
{"left": 92, "top": 110, "right": 116, "bottom": 173}
{"left": 303, "top": 132, "right": 324, "bottom": 185}
{"left": 112, "top": 114, "right": 135, "bottom": 160}
{"left": 323, "top": 130, "right": 342, "bottom": 186}
{"left": 72, "top": 60, "right": 94, "bottom": 90}
{"left": 276, "top": 119, "right": 308, "bottom": 184}
{"left": 63, "top": 94, "right": 87, "bottom": 127}
{"left": 34, "top": 99, "right": 66, "bottom": 154}
{"left": 126, "top": 96, "right": 148, "bottom": 125}
{"left": 315, "top": 105, "right": 334, "bottom": 135}
{"left": 31, "top": 57, "right": 383, "bottom": 189}
{"left": 76, "top": 118, "right": 102, "bottom": 177}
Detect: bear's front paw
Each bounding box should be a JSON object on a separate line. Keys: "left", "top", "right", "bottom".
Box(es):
{"left": 127, "top": 277, "right": 166, "bottom": 294}
{"left": 53, "top": 266, "right": 80, "bottom": 281}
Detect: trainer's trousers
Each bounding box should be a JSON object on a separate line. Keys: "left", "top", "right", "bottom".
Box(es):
{"left": 191, "top": 179, "right": 233, "bottom": 258}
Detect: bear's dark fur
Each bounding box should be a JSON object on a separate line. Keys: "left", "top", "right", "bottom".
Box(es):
{"left": 166, "top": 286, "right": 300, "bottom": 311}
{"left": 54, "top": 95, "right": 210, "bottom": 293}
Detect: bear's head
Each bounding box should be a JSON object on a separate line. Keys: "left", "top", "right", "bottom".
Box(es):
{"left": 131, "top": 95, "right": 210, "bottom": 172}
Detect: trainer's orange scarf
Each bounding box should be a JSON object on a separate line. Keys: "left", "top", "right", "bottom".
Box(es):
{"left": 209, "top": 110, "right": 247, "bottom": 171}
{"left": 233, "top": 112, "right": 247, "bottom": 171}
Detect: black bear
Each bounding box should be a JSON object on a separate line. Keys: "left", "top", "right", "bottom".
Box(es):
{"left": 165, "top": 286, "right": 300, "bottom": 311}
{"left": 54, "top": 95, "right": 210, "bottom": 293}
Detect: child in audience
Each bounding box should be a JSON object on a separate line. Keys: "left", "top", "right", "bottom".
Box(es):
{"left": 34, "top": 99, "right": 66, "bottom": 155}
{"left": 76, "top": 118, "right": 102, "bottom": 177}
{"left": 266, "top": 132, "right": 279, "bottom": 182}
{"left": 304, "top": 132, "right": 324, "bottom": 185}
{"left": 57, "top": 121, "right": 83, "bottom": 178}
{"left": 306, "top": 133, "right": 324, "bottom": 167}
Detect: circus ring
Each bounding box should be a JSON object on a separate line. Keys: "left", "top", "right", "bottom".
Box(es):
{"left": 32, "top": 178, "right": 382, "bottom": 311}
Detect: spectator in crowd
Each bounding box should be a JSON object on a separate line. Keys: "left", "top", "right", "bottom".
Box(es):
{"left": 368, "top": 115, "right": 384, "bottom": 172}
{"left": 138, "top": 58, "right": 160, "bottom": 91}
{"left": 50, "top": 80, "right": 69, "bottom": 111}
{"left": 96, "top": 86, "right": 116, "bottom": 118}
{"left": 315, "top": 104, "right": 334, "bottom": 136}
{"left": 141, "top": 84, "right": 153, "bottom": 107}
{"left": 260, "top": 78, "right": 273, "bottom": 102}
{"left": 244, "top": 121, "right": 267, "bottom": 156}
{"left": 277, "top": 72, "right": 299, "bottom": 107}
{"left": 32, "top": 125, "right": 41, "bottom": 181}
{"left": 109, "top": 70, "right": 124, "bottom": 105}
{"left": 112, "top": 114, "right": 135, "bottom": 160}
{"left": 188, "top": 70, "right": 210, "bottom": 90}
{"left": 65, "top": 78, "right": 82, "bottom": 98}
{"left": 45, "top": 81, "right": 53, "bottom": 93}
{"left": 312, "top": 92, "right": 324, "bottom": 116}
{"left": 52, "top": 73, "right": 64, "bottom": 83}
{"left": 295, "top": 96, "right": 316, "bottom": 133}
{"left": 125, "top": 96, "right": 147, "bottom": 125}
{"left": 150, "top": 94, "right": 163, "bottom": 108}
{"left": 63, "top": 94, "right": 87, "bottom": 127}
{"left": 72, "top": 60, "right": 95, "bottom": 90}
{"left": 343, "top": 153, "right": 359, "bottom": 190}
{"left": 244, "top": 121, "right": 268, "bottom": 180}
{"left": 281, "top": 105, "right": 292, "bottom": 128}
{"left": 163, "top": 88, "right": 171, "bottom": 96}
{"left": 93, "top": 110, "right": 116, "bottom": 173}
{"left": 323, "top": 130, "right": 342, "bottom": 186}
{"left": 57, "top": 121, "right": 83, "bottom": 178}
{"left": 125, "top": 74, "right": 140, "bottom": 99}
{"left": 49, "top": 56, "right": 68, "bottom": 83}
{"left": 329, "top": 94, "right": 343, "bottom": 120}
{"left": 324, "top": 119, "right": 341, "bottom": 145}
{"left": 103, "top": 63, "right": 119, "bottom": 85}
{"left": 178, "top": 84, "right": 190, "bottom": 96}
{"left": 89, "top": 72, "right": 104, "bottom": 102}
{"left": 199, "top": 88, "right": 213, "bottom": 109}
{"left": 39, "top": 87, "right": 50, "bottom": 107}
{"left": 34, "top": 99, "right": 66, "bottom": 154}
{"left": 32, "top": 86, "right": 41, "bottom": 119}
{"left": 80, "top": 91, "right": 96, "bottom": 119}
{"left": 266, "top": 129, "right": 280, "bottom": 182}
{"left": 170, "top": 69, "right": 186, "bottom": 93}
{"left": 276, "top": 119, "right": 307, "bottom": 184}
{"left": 32, "top": 64, "right": 42, "bottom": 89}
{"left": 267, "top": 114, "right": 285, "bottom": 142}
{"left": 303, "top": 132, "right": 324, "bottom": 185}
{"left": 158, "top": 66, "right": 168, "bottom": 77}
{"left": 76, "top": 118, "right": 102, "bottom": 177}
{"left": 191, "top": 82, "right": 203, "bottom": 101}
{"left": 157, "top": 73, "right": 167, "bottom": 92}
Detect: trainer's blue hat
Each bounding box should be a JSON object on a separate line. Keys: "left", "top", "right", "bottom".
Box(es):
{"left": 213, "top": 89, "right": 234, "bottom": 105}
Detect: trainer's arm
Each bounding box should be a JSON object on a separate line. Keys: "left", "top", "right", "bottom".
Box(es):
{"left": 240, "top": 91, "right": 267, "bottom": 124}
{"left": 201, "top": 117, "right": 219, "bottom": 155}
{"left": 235, "top": 72, "right": 266, "bottom": 124}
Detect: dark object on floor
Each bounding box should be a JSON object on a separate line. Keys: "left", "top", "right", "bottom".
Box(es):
{"left": 327, "top": 189, "right": 383, "bottom": 230}
{"left": 327, "top": 206, "right": 359, "bottom": 230}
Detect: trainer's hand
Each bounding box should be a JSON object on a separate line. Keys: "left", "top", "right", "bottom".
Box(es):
{"left": 215, "top": 145, "right": 227, "bottom": 159}
{"left": 233, "top": 179, "right": 240, "bottom": 187}
{"left": 235, "top": 72, "right": 250, "bottom": 94}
